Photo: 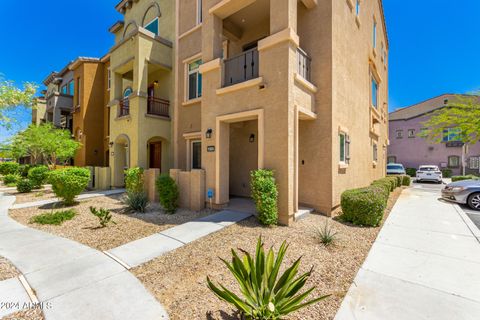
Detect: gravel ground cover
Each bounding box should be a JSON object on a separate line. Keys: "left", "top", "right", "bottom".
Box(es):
{"left": 4, "top": 189, "right": 55, "bottom": 205}
{"left": 2, "top": 309, "right": 44, "bottom": 320}
{"left": 0, "top": 257, "right": 20, "bottom": 282}
{"left": 133, "top": 187, "right": 404, "bottom": 320}
{"left": 9, "top": 194, "right": 215, "bottom": 251}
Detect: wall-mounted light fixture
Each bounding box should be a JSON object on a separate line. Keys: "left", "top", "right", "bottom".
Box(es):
{"left": 109, "top": 141, "right": 114, "bottom": 148}
{"left": 249, "top": 133, "right": 255, "bottom": 143}
{"left": 206, "top": 128, "right": 213, "bottom": 139}
{"left": 153, "top": 80, "right": 159, "bottom": 86}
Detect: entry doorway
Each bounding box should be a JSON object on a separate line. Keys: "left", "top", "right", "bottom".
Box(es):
{"left": 149, "top": 141, "right": 162, "bottom": 170}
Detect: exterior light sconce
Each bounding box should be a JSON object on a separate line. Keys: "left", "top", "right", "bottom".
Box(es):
{"left": 153, "top": 80, "right": 159, "bottom": 86}
{"left": 109, "top": 141, "right": 114, "bottom": 148}
{"left": 206, "top": 128, "right": 213, "bottom": 139}
{"left": 249, "top": 134, "right": 255, "bottom": 143}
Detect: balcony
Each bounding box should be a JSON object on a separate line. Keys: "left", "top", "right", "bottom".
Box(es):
{"left": 224, "top": 48, "right": 259, "bottom": 87}
{"left": 147, "top": 97, "right": 170, "bottom": 118}
{"left": 297, "top": 48, "right": 311, "bottom": 82}
{"left": 119, "top": 97, "right": 130, "bottom": 117}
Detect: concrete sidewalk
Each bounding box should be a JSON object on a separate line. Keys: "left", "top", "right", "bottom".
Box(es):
{"left": 10, "top": 188, "right": 125, "bottom": 210}
{"left": 0, "top": 193, "right": 168, "bottom": 320}
{"left": 335, "top": 187, "right": 480, "bottom": 320}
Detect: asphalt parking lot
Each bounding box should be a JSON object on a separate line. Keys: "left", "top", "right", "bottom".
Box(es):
{"left": 412, "top": 179, "right": 480, "bottom": 230}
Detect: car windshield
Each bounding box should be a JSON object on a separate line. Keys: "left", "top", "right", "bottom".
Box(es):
{"left": 387, "top": 165, "right": 403, "bottom": 170}
{"left": 419, "top": 166, "right": 438, "bottom": 171}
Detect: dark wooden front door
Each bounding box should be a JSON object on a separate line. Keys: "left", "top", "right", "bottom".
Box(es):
{"left": 149, "top": 142, "right": 162, "bottom": 170}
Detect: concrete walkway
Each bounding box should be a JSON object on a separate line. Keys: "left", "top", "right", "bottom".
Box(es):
{"left": 0, "top": 193, "right": 168, "bottom": 319}
{"left": 107, "top": 210, "right": 252, "bottom": 268}
{"left": 335, "top": 187, "right": 480, "bottom": 320}
{"left": 10, "top": 188, "right": 125, "bottom": 210}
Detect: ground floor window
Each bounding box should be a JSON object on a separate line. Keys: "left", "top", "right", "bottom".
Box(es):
{"left": 448, "top": 155, "right": 460, "bottom": 168}
{"left": 469, "top": 156, "right": 479, "bottom": 169}
{"left": 339, "top": 132, "right": 350, "bottom": 164}
{"left": 191, "top": 140, "right": 201, "bottom": 169}
{"left": 373, "top": 143, "right": 378, "bottom": 162}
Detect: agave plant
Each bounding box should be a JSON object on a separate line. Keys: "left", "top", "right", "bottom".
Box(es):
{"left": 207, "top": 238, "right": 330, "bottom": 319}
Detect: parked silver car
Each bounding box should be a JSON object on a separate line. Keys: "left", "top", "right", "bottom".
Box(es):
{"left": 441, "top": 179, "right": 480, "bottom": 210}
{"left": 386, "top": 163, "right": 406, "bottom": 175}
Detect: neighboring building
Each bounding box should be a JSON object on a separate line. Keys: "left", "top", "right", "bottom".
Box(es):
{"left": 388, "top": 94, "right": 480, "bottom": 176}
{"left": 31, "top": 96, "right": 47, "bottom": 125}
{"left": 108, "top": 0, "right": 175, "bottom": 187}
{"left": 70, "top": 56, "right": 111, "bottom": 167}
{"left": 173, "top": 0, "right": 389, "bottom": 224}
{"left": 43, "top": 65, "right": 75, "bottom": 131}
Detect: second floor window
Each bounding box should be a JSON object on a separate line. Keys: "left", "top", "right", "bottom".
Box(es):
{"left": 442, "top": 128, "right": 461, "bottom": 142}
{"left": 145, "top": 17, "right": 159, "bottom": 36}
{"left": 61, "top": 85, "right": 67, "bottom": 95}
{"left": 373, "top": 20, "right": 377, "bottom": 49}
{"left": 371, "top": 77, "right": 378, "bottom": 108}
{"left": 408, "top": 129, "right": 415, "bottom": 138}
{"left": 108, "top": 69, "right": 111, "bottom": 91}
{"left": 197, "top": 0, "right": 203, "bottom": 24}
{"left": 396, "top": 130, "right": 403, "bottom": 139}
{"left": 68, "top": 80, "right": 74, "bottom": 96}
{"left": 188, "top": 59, "right": 202, "bottom": 100}
{"left": 356, "top": 0, "right": 360, "bottom": 16}
{"left": 75, "top": 78, "right": 81, "bottom": 105}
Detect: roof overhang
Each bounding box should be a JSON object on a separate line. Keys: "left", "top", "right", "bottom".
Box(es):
{"left": 69, "top": 57, "right": 101, "bottom": 70}
{"left": 109, "top": 21, "right": 124, "bottom": 34}
{"left": 115, "top": 0, "right": 139, "bottom": 14}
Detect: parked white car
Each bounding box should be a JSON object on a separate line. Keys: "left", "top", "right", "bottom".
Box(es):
{"left": 386, "top": 163, "right": 406, "bottom": 175}
{"left": 416, "top": 165, "right": 443, "bottom": 183}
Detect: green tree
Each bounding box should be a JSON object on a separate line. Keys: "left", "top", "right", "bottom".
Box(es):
{"left": 0, "top": 77, "right": 37, "bottom": 128}
{"left": 6, "top": 124, "right": 81, "bottom": 167}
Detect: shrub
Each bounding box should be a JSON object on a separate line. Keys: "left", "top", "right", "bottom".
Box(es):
{"left": 28, "top": 166, "right": 49, "bottom": 189}
{"left": 315, "top": 221, "right": 339, "bottom": 246}
{"left": 16, "top": 179, "right": 33, "bottom": 193}
{"left": 124, "top": 191, "right": 149, "bottom": 213}
{"left": 441, "top": 169, "right": 452, "bottom": 178}
{"left": 3, "top": 174, "right": 19, "bottom": 185}
{"left": 406, "top": 168, "right": 417, "bottom": 177}
{"left": 341, "top": 186, "right": 387, "bottom": 227}
{"left": 0, "top": 162, "right": 19, "bottom": 175}
{"left": 452, "top": 175, "right": 479, "bottom": 182}
{"left": 250, "top": 169, "right": 278, "bottom": 225}
{"left": 385, "top": 176, "right": 398, "bottom": 189}
{"left": 402, "top": 175, "right": 411, "bottom": 186}
{"left": 124, "top": 167, "right": 144, "bottom": 193}
{"left": 207, "top": 237, "right": 329, "bottom": 319}
{"left": 30, "top": 209, "right": 76, "bottom": 225}
{"left": 371, "top": 177, "right": 395, "bottom": 192}
{"left": 17, "top": 165, "right": 32, "bottom": 178}
{"left": 156, "top": 175, "right": 179, "bottom": 214}
{"left": 89, "top": 207, "right": 116, "bottom": 228}
{"left": 48, "top": 167, "right": 90, "bottom": 205}
{"left": 392, "top": 175, "right": 403, "bottom": 187}
{"left": 370, "top": 179, "right": 392, "bottom": 194}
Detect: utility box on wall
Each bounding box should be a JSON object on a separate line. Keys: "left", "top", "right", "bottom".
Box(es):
{"left": 170, "top": 169, "right": 206, "bottom": 211}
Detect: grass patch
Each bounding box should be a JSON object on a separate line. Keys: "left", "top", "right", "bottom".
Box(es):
{"left": 30, "top": 209, "right": 76, "bottom": 225}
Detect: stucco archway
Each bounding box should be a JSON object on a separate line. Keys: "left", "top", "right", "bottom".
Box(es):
{"left": 142, "top": 2, "right": 162, "bottom": 26}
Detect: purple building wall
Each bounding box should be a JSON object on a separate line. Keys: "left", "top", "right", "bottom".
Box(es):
{"left": 388, "top": 102, "right": 480, "bottom": 176}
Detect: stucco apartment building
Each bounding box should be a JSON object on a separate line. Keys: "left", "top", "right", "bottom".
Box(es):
{"left": 43, "top": 66, "right": 75, "bottom": 131}
{"left": 171, "top": 0, "right": 389, "bottom": 224}
{"left": 388, "top": 94, "right": 480, "bottom": 176}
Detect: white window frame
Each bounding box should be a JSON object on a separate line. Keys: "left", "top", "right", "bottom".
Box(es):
{"left": 396, "top": 130, "right": 403, "bottom": 139}
{"left": 373, "top": 19, "right": 377, "bottom": 49}
{"left": 339, "top": 129, "right": 350, "bottom": 166}
{"left": 408, "top": 129, "right": 415, "bottom": 138}
{"left": 371, "top": 76, "right": 378, "bottom": 109}
{"left": 469, "top": 157, "right": 479, "bottom": 170}
{"left": 196, "top": 0, "right": 203, "bottom": 25}
{"left": 448, "top": 155, "right": 460, "bottom": 168}
{"left": 187, "top": 59, "right": 202, "bottom": 101}
{"left": 144, "top": 17, "right": 159, "bottom": 36}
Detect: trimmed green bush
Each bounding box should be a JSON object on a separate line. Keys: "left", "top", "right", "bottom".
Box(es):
{"left": 250, "top": 169, "right": 278, "bottom": 225}
{"left": 28, "top": 166, "right": 49, "bottom": 189}
{"left": 385, "top": 176, "right": 398, "bottom": 189}
{"left": 124, "top": 167, "right": 144, "bottom": 193}
{"left": 0, "top": 162, "right": 19, "bottom": 175}
{"left": 452, "top": 175, "right": 479, "bottom": 182}
{"left": 341, "top": 186, "right": 387, "bottom": 227}
{"left": 48, "top": 167, "right": 90, "bottom": 205}
{"left": 17, "top": 165, "right": 32, "bottom": 178}
{"left": 3, "top": 174, "right": 19, "bottom": 185}
{"left": 371, "top": 179, "right": 392, "bottom": 194}
{"left": 406, "top": 168, "right": 416, "bottom": 177}
{"left": 156, "top": 175, "right": 179, "bottom": 214}
{"left": 372, "top": 177, "right": 395, "bottom": 192}
{"left": 388, "top": 175, "right": 402, "bottom": 187}
{"left": 16, "top": 179, "right": 33, "bottom": 193}
{"left": 441, "top": 169, "right": 452, "bottom": 178}
{"left": 30, "top": 209, "right": 76, "bottom": 225}
{"left": 402, "top": 175, "right": 411, "bottom": 186}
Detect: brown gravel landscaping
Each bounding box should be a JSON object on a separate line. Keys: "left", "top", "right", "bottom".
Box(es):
{"left": 133, "top": 187, "right": 404, "bottom": 320}
{"left": 9, "top": 194, "right": 216, "bottom": 251}
{"left": 0, "top": 256, "right": 20, "bottom": 281}
{"left": 2, "top": 309, "right": 44, "bottom": 320}
{"left": 4, "top": 189, "right": 56, "bottom": 205}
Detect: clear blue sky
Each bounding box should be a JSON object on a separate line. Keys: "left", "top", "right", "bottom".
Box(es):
{"left": 0, "top": 0, "right": 479, "bottom": 142}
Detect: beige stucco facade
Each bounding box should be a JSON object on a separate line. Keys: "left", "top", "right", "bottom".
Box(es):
{"left": 173, "top": 0, "right": 389, "bottom": 225}
{"left": 108, "top": 0, "right": 175, "bottom": 187}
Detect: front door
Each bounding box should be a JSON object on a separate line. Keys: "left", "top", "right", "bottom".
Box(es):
{"left": 149, "top": 142, "right": 162, "bottom": 170}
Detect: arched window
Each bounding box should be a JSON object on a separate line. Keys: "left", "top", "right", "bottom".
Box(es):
{"left": 144, "top": 17, "right": 159, "bottom": 36}
{"left": 142, "top": 3, "right": 161, "bottom": 36}
{"left": 123, "top": 87, "right": 133, "bottom": 97}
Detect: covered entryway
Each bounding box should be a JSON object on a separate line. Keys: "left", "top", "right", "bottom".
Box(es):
{"left": 149, "top": 141, "right": 162, "bottom": 170}
{"left": 147, "top": 137, "right": 169, "bottom": 173}
{"left": 113, "top": 134, "right": 130, "bottom": 187}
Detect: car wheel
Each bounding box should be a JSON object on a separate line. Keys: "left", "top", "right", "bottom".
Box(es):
{"left": 468, "top": 193, "right": 480, "bottom": 211}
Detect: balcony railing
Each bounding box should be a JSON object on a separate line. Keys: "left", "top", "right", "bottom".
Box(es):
{"left": 119, "top": 97, "right": 129, "bottom": 117}
{"left": 297, "top": 48, "right": 312, "bottom": 82}
{"left": 224, "top": 48, "right": 259, "bottom": 87}
{"left": 147, "top": 97, "right": 170, "bottom": 118}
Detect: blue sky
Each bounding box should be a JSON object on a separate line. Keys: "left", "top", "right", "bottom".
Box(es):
{"left": 1, "top": 0, "right": 479, "bottom": 141}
